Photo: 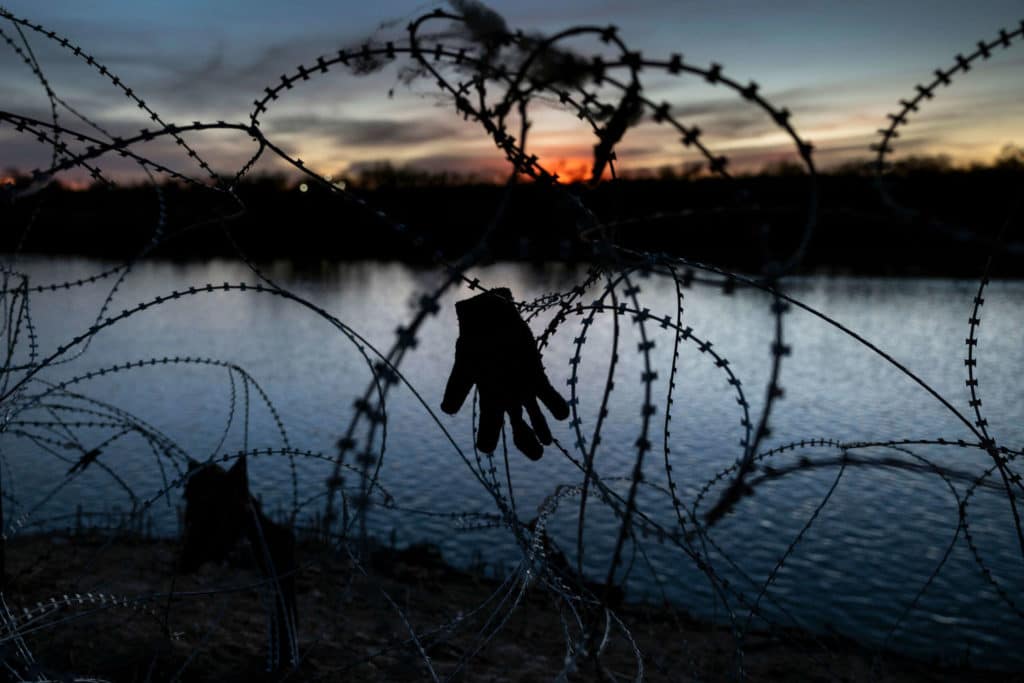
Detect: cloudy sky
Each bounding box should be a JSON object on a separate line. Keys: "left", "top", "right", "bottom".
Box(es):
{"left": 1, "top": 1, "right": 1021, "bottom": 183}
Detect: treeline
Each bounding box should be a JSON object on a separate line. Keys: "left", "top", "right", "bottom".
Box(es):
{"left": 2, "top": 161, "right": 1022, "bottom": 277}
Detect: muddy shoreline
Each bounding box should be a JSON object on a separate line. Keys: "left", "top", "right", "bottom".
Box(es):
{"left": 1, "top": 531, "right": 1016, "bottom": 682}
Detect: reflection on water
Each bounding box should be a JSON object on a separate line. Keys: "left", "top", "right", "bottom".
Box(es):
{"left": 4, "top": 256, "right": 1023, "bottom": 666}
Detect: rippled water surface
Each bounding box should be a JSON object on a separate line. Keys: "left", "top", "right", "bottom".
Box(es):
{"left": 5, "top": 256, "right": 1023, "bottom": 667}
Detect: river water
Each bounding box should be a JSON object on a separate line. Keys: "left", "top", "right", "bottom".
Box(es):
{"left": 3, "top": 256, "right": 1023, "bottom": 667}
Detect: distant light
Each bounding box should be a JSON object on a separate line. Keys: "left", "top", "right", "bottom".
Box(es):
{"left": 325, "top": 174, "right": 333, "bottom": 182}
{"left": 336, "top": 179, "right": 347, "bottom": 189}
{"left": 299, "top": 183, "right": 308, "bottom": 192}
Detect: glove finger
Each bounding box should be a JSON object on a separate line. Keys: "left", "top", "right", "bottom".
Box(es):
{"left": 524, "top": 397, "right": 552, "bottom": 445}
{"left": 537, "top": 378, "right": 570, "bottom": 421}
{"left": 508, "top": 405, "right": 543, "bottom": 461}
{"left": 441, "top": 348, "right": 474, "bottom": 415}
{"left": 476, "top": 391, "right": 503, "bottom": 453}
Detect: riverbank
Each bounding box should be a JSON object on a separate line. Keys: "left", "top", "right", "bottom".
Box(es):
{"left": 5, "top": 170, "right": 1024, "bottom": 277}
{"left": 2, "top": 531, "right": 1016, "bottom": 682}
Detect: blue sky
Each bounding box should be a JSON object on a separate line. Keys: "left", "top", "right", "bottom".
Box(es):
{"left": 1, "top": 1, "right": 1021, "bottom": 183}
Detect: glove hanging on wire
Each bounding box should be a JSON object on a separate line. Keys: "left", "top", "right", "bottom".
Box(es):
{"left": 441, "top": 287, "right": 570, "bottom": 460}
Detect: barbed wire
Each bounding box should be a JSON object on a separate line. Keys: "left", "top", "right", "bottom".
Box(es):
{"left": 0, "top": 2, "right": 1021, "bottom": 680}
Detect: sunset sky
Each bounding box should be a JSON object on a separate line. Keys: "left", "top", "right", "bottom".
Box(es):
{"left": 1, "top": 1, "right": 1021, "bottom": 183}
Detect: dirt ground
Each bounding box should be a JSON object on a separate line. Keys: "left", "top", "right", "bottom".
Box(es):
{"left": 0, "top": 532, "right": 1017, "bottom": 682}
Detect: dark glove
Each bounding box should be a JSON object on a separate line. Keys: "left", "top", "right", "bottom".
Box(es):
{"left": 441, "top": 287, "right": 570, "bottom": 460}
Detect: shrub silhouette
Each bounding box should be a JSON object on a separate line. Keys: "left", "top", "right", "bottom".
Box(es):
{"left": 181, "top": 457, "right": 299, "bottom": 672}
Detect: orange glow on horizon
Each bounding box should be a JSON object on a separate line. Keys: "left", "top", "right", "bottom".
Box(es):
{"left": 6, "top": 135, "right": 1019, "bottom": 191}
{"left": 61, "top": 179, "right": 93, "bottom": 191}
{"left": 540, "top": 156, "right": 593, "bottom": 184}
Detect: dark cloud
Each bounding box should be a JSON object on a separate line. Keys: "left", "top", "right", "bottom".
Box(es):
{"left": 704, "top": 113, "right": 776, "bottom": 138}
{"left": 649, "top": 97, "right": 799, "bottom": 140}
{"left": 10, "top": 35, "right": 402, "bottom": 115}
{"left": 350, "top": 152, "right": 506, "bottom": 177}
{"left": 263, "top": 114, "right": 473, "bottom": 147}
{"left": 614, "top": 144, "right": 672, "bottom": 157}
